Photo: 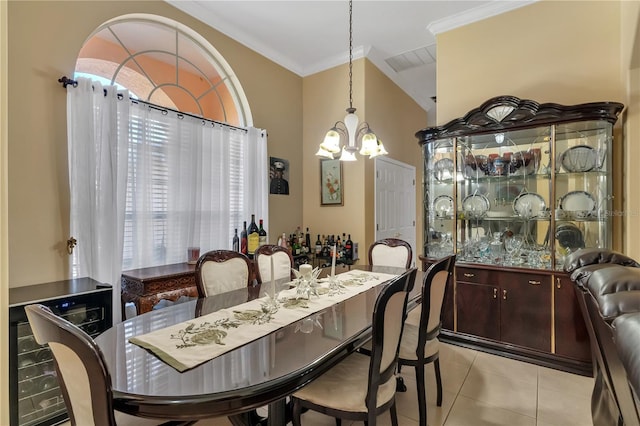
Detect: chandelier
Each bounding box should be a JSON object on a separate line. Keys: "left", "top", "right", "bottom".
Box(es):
{"left": 315, "top": 0, "right": 388, "bottom": 161}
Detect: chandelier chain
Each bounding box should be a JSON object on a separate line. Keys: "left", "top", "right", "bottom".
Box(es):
{"left": 348, "top": 0, "right": 353, "bottom": 110}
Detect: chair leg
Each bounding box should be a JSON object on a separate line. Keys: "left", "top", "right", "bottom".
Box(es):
{"left": 248, "top": 409, "right": 268, "bottom": 426}
{"left": 291, "top": 398, "right": 303, "bottom": 426}
{"left": 390, "top": 402, "right": 399, "bottom": 426}
{"left": 434, "top": 358, "right": 443, "bottom": 407}
{"left": 415, "top": 364, "right": 427, "bottom": 426}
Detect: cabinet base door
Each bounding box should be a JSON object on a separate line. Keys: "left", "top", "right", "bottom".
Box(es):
{"left": 500, "top": 272, "right": 551, "bottom": 352}
{"left": 456, "top": 281, "right": 500, "bottom": 341}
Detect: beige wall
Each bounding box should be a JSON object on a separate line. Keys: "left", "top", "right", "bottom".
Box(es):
{"left": 622, "top": 1, "right": 640, "bottom": 258}
{"left": 302, "top": 60, "right": 367, "bottom": 248}
{"left": 436, "top": 0, "right": 628, "bottom": 251}
{"left": 1, "top": 0, "right": 9, "bottom": 422}
{"left": 6, "top": 1, "right": 303, "bottom": 287}
{"left": 302, "top": 59, "right": 426, "bottom": 259}
{"left": 437, "top": 1, "right": 624, "bottom": 123}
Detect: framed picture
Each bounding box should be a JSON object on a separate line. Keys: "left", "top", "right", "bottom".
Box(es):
{"left": 320, "top": 158, "right": 343, "bottom": 206}
{"left": 269, "top": 156, "right": 289, "bottom": 195}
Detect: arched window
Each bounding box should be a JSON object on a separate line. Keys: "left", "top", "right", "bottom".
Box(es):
{"left": 68, "top": 15, "right": 268, "bottom": 296}
{"left": 75, "top": 14, "right": 251, "bottom": 126}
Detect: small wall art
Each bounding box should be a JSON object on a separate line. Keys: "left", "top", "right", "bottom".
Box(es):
{"left": 320, "top": 158, "right": 343, "bottom": 206}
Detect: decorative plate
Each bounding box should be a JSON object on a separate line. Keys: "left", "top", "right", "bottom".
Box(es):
{"left": 555, "top": 222, "right": 585, "bottom": 251}
{"left": 461, "top": 193, "right": 490, "bottom": 217}
{"left": 560, "top": 145, "right": 597, "bottom": 172}
{"left": 560, "top": 190, "right": 596, "bottom": 212}
{"left": 513, "top": 192, "right": 546, "bottom": 218}
{"left": 433, "top": 158, "right": 454, "bottom": 181}
{"left": 433, "top": 195, "right": 454, "bottom": 217}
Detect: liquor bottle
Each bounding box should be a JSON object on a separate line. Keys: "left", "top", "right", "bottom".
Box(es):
{"left": 315, "top": 234, "right": 322, "bottom": 255}
{"left": 279, "top": 232, "right": 287, "bottom": 249}
{"left": 232, "top": 228, "right": 239, "bottom": 252}
{"left": 258, "top": 219, "right": 267, "bottom": 246}
{"left": 305, "top": 227, "right": 311, "bottom": 252}
{"left": 240, "top": 221, "right": 248, "bottom": 255}
{"left": 293, "top": 234, "right": 301, "bottom": 256}
{"left": 345, "top": 234, "right": 353, "bottom": 260}
{"left": 247, "top": 214, "right": 259, "bottom": 257}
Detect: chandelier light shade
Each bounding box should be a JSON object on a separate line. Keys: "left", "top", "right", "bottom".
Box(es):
{"left": 316, "top": 0, "right": 388, "bottom": 161}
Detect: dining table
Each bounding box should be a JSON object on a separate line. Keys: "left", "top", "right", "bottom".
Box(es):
{"left": 95, "top": 265, "right": 422, "bottom": 425}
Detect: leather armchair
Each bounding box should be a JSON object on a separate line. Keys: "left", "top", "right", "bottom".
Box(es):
{"left": 565, "top": 248, "right": 640, "bottom": 426}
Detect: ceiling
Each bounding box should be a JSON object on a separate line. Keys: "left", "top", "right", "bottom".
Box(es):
{"left": 167, "top": 1, "right": 535, "bottom": 116}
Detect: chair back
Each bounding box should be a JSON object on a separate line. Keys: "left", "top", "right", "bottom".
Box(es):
{"left": 368, "top": 238, "right": 413, "bottom": 268}
{"left": 366, "top": 268, "right": 417, "bottom": 410}
{"left": 25, "top": 304, "right": 115, "bottom": 426}
{"left": 417, "top": 255, "right": 456, "bottom": 356}
{"left": 195, "top": 250, "right": 253, "bottom": 297}
{"left": 254, "top": 244, "right": 294, "bottom": 284}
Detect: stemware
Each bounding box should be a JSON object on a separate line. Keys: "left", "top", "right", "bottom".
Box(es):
{"left": 504, "top": 235, "right": 524, "bottom": 265}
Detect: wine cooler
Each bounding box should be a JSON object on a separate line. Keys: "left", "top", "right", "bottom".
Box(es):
{"left": 9, "top": 278, "right": 112, "bottom": 426}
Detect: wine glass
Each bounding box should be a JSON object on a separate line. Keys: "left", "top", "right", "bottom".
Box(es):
{"left": 505, "top": 235, "right": 524, "bottom": 265}
{"left": 477, "top": 236, "right": 490, "bottom": 262}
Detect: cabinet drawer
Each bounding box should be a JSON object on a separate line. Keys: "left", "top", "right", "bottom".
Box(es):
{"left": 456, "top": 267, "right": 493, "bottom": 284}
{"left": 499, "top": 271, "right": 548, "bottom": 287}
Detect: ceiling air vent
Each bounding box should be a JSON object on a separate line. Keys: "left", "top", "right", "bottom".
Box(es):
{"left": 385, "top": 44, "right": 436, "bottom": 73}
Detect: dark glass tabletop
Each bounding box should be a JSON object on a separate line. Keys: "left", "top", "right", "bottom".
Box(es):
{"left": 95, "top": 265, "right": 420, "bottom": 420}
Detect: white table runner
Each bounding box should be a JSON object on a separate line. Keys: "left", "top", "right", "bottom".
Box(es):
{"left": 129, "top": 270, "right": 397, "bottom": 372}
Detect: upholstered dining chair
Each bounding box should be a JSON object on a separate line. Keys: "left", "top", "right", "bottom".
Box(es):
{"left": 24, "top": 304, "right": 193, "bottom": 426}
{"left": 194, "top": 250, "right": 254, "bottom": 298}
{"left": 368, "top": 238, "right": 413, "bottom": 269}
{"left": 397, "top": 255, "right": 456, "bottom": 426}
{"left": 254, "top": 244, "right": 295, "bottom": 284}
{"left": 290, "top": 268, "right": 417, "bottom": 426}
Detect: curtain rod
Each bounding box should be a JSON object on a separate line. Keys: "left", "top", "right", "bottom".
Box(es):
{"left": 58, "top": 76, "right": 248, "bottom": 133}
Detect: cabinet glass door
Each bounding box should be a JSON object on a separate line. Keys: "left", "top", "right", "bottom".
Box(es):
{"left": 423, "top": 138, "right": 455, "bottom": 258}
{"left": 554, "top": 120, "right": 613, "bottom": 268}
{"left": 456, "top": 127, "right": 553, "bottom": 269}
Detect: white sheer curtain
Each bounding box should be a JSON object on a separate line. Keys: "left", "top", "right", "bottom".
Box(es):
{"left": 67, "top": 79, "right": 129, "bottom": 322}
{"left": 67, "top": 77, "right": 268, "bottom": 322}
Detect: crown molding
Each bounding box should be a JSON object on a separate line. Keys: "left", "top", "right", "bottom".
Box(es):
{"left": 427, "top": 0, "right": 537, "bottom": 35}
{"left": 167, "top": 0, "right": 306, "bottom": 75}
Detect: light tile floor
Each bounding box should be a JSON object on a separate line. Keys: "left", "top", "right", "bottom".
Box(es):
{"left": 196, "top": 342, "right": 594, "bottom": 426}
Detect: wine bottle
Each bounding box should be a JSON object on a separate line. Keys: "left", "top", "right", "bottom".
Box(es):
{"left": 258, "top": 219, "right": 267, "bottom": 246}
{"left": 240, "top": 221, "right": 248, "bottom": 255}
{"left": 345, "top": 234, "right": 353, "bottom": 260}
{"left": 315, "top": 234, "right": 322, "bottom": 255}
{"left": 232, "top": 228, "right": 239, "bottom": 252}
{"left": 247, "top": 214, "right": 259, "bottom": 257}
{"left": 305, "top": 227, "right": 311, "bottom": 252}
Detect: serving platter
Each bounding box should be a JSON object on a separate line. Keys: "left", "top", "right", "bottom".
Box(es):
{"left": 560, "top": 145, "right": 597, "bottom": 172}
{"left": 560, "top": 190, "right": 596, "bottom": 213}
{"left": 433, "top": 158, "right": 454, "bottom": 181}
{"left": 461, "top": 193, "right": 490, "bottom": 217}
{"left": 513, "top": 192, "right": 546, "bottom": 218}
{"left": 433, "top": 195, "right": 454, "bottom": 217}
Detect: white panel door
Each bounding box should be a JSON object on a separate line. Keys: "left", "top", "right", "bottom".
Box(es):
{"left": 375, "top": 157, "right": 416, "bottom": 267}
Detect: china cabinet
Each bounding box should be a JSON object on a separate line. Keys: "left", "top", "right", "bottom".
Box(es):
{"left": 416, "top": 96, "right": 623, "bottom": 373}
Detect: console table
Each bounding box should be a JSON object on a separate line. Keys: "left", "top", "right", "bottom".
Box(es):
{"left": 121, "top": 256, "right": 359, "bottom": 318}
{"left": 121, "top": 263, "right": 198, "bottom": 318}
